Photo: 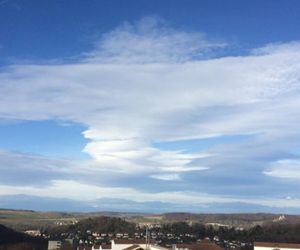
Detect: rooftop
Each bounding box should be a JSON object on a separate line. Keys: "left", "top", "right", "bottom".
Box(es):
{"left": 254, "top": 242, "right": 300, "bottom": 249}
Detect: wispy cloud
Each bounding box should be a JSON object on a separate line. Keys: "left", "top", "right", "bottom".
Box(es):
{"left": 150, "top": 174, "right": 181, "bottom": 181}
{"left": 264, "top": 160, "right": 300, "bottom": 180}
{"left": 1, "top": 17, "right": 300, "bottom": 211}
{"left": 85, "top": 17, "right": 227, "bottom": 63}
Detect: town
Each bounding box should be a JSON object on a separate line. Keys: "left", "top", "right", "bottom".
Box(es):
{"left": 18, "top": 216, "right": 300, "bottom": 250}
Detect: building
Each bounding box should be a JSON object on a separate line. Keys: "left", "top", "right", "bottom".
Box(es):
{"left": 111, "top": 239, "right": 168, "bottom": 250}
{"left": 93, "top": 244, "right": 112, "bottom": 250}
{"left": 112, "top": 239, "right": 153, "bottom": 250}
{"left": 175, "top": 239, "right": 224, "bottom": 250}
{"left": 254, "top": 242, "right": 300, "bottom": 250}
{"left": 48, "top": 240, "right": 62, "bottom": 250}
{"left": 24, "top": 230, "right": 41, "bottom": 237}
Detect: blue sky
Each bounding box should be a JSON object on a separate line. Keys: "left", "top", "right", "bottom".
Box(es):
{"left": 1, "top": 0, "right": 300, "bottom": 213}
{"left": 0, "top": 120, "right": 88, "bottom": 159}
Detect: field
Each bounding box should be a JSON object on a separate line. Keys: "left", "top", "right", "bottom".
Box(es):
{"left": 1, "top": 209, "right": 300, "bottom": 232}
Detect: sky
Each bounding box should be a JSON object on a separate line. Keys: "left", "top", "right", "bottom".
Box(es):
{"left": 1, "top": 0, "right": 300, "bottom": 213}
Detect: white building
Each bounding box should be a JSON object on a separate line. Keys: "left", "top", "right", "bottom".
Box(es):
{"left": 175, "top": 239, "right": 223, "bottom": 250}
{"left": 110, "top": 239, "right": 168, "bottom": 250}
{"left": 112, "top": 239, "right": 149, "bottom": 250}
{"left": 254, "top": 242, "right": 300, "bottom": 250}
{"left": 24, "top": 230, "right": 41, "bottom": 236}
{"left": 48, "top": 240, "right": 62, "bottom": 250}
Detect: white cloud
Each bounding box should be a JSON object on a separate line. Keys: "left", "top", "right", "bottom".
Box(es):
{"left": 85, "top": 17, "right": 226, "bottom": 63}
{"left": 1, "top": 18, "right": 300, "bottom": 209}
{"left": 252, "top": 41, "right": 300, "bottom": 56}
{"left": 264, "top": 160, "right": 300, "bottom": 179}
{"left": 150, "top": 174, "right": 181, "bottom": 181}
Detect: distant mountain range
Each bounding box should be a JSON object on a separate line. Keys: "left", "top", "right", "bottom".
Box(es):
{"left": 2, "top": 194, "right": 300, "bottom": 214}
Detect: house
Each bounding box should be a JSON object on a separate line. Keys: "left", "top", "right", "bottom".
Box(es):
{"left": 93, "top": 244, "right": 112, "bottom": 250}
{"left": 254, "top": 242, "right": 300, "bottom": 250}
{"left": 112, "top": 239, "right": 151, "bottom": 250}
{"left": 123, "top": 245, "right": 144, "bottom": 250}
{"left": 175, "top": 239, "right": 223, "bottom": 250}
{"left": 25, "top": 230, "right": 41, "bottom": 236}
{"left": 111, "top": 239, "right": 167, "bottom": 250}
{"left": 48, "top": 240, "right": 62, "bottom": 250}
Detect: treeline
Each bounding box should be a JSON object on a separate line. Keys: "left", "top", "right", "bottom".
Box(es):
{"left": 72, "top": 216, "right": 136, "bottom": 234}
{"left": 152, "top": 221, "right": 300, "bottom": 243}
{"left": 0, "top": 224, "right": 46, "bottom": 250}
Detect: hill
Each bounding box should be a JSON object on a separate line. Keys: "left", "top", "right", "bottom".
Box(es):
{"left": 0, "top": 224, "right": 46, "bottom": 249}
{"left": 160, "top": 213, "right": 300, "bottom": 228}
{"left": 2, "top": 209, "right": 300, "bottom": 231}
{"left": 46, "top": 216, "right": 136, "bottom": 239}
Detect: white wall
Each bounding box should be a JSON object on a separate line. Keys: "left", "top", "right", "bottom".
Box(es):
{"left": 48, "top": 240, "right": 61, "bottom": 250}
{"left": 255, "top": 246, "right": 300, "bottom": 250}
{"left": 112, "top": 242, "right": 147, "bottom": 250}
{"left": 111, "top": 241, "right": 169, "bottom": 250}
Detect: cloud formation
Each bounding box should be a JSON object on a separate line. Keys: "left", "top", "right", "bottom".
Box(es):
{"left": 85, "top": 17, "right": 227, "bottom": 63}
{"left": 1, "top": 18, "right": 300, "bottom": 211}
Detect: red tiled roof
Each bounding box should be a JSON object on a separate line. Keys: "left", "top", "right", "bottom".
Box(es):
{"left": 254, "top": 242, "right": 300, "bottom": 249}
{"left": 123, "top": 244, "right": 144, "bottom": 250}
